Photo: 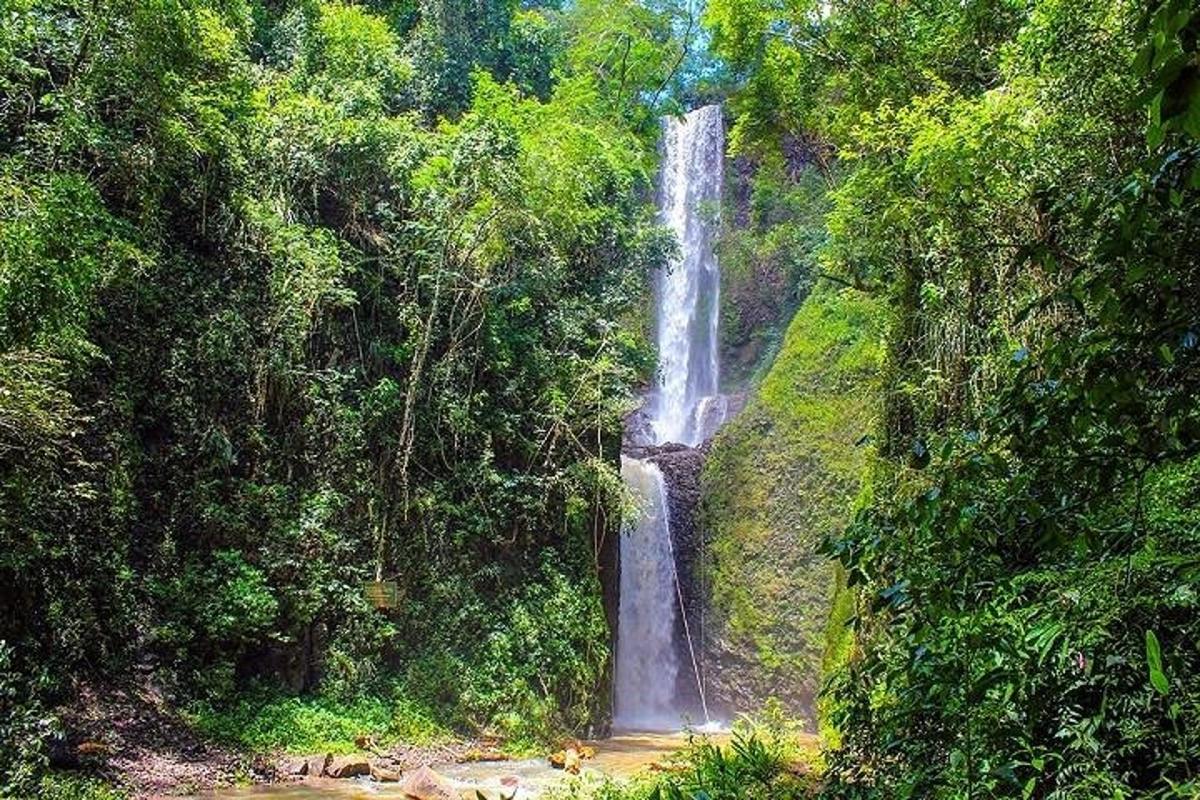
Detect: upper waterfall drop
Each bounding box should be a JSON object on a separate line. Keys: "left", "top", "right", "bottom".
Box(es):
{"left": 650, "top": 104, "right": 725, "bottom": 447}
{"left": 614, "top": 105, "right": 726, "bottom": 732}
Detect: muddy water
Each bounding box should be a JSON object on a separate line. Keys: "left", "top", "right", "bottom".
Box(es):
{"left": 200, "top": 733, "right": 725, "bottom": 799}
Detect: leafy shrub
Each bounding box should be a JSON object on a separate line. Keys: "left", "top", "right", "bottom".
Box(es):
{"left": 655, "top": 732, "right": 810, "bottom": 800}
{"left": 35, "top": 773, "right": 128, "bottom": 800}
{"left": 0, "top": 643, "right": 58, "bottom": 797}
{"left": 464, "top": 557, "right": 610, "bottom": 742}
{"left": 189, "top": 684, "right": 451, "bottom": 753}
{"left": 539, "top": 727, "right": 819, "bottom": 800}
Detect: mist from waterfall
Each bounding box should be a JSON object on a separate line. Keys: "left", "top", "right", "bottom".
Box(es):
{"left": 614, "top": 105, "right": 724, "bottom": 732}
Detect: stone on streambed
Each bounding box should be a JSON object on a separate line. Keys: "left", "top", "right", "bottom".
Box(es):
{"left": 549, "top": 744, "right": 595, "bottom": 775}
{"left": 326, "top": 754, "right": 372, "bottom": 778}
{"left": 399, "top": 764, "right": 460, "bottom": 800}
{"left": 279, "top": 753, "right": 330, "bottom": 777}
{"left": 281, "top": 751, "right": 406, "bottom": 782}
{"left": 371, "top": 762, "right": 401, "bottom": 782}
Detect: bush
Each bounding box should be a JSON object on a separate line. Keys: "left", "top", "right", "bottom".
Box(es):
{"left": 0, "top": 643, "right": 59, "bottom": 797}
{"left": 188, "top": 685, "right": 451, "bottom": 754}
{"left": 35, "top": 774, "right": 128, "bottom": 800}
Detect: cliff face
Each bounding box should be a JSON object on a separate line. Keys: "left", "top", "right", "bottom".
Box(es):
{"left": 644, "top": 443, "right": 711, "bottom": 719}
{"left": 699, "top": 288, "right": 882, "bottom": 725}
{"left": 621, "top": 436, "right": 731, "bottom": 723}
{"left": 607, "top": 126, "right": 876, "bottom": 730}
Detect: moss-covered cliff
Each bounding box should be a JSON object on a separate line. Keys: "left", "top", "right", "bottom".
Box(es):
{"left": 700, "top": 286, "right": 881, "bottom": 724}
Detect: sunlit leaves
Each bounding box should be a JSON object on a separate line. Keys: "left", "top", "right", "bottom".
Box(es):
{"left": 715, "top": 0, "right": 1200, "bottom": 795}
{"left": 0, "top": 0, "right": 671, "bottom": 748}
{"left": 1146, "top": 630, "right": 1170, "bottom": 696}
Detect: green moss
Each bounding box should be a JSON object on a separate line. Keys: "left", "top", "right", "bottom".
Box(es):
{"left": 701, "top": 286, "right": 883, "bottom": 720}
{"left": 718, "top": 148, "right": 834, "bottom": 387}
{"left": 818, "top": 563, "right": 855, "bottom": 748}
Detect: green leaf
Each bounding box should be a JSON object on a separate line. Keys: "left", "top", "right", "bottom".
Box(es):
{"left": 1148, "top": 119, "right": 1165, "bottom": 149}
{"left": 1145, "top": 629, "right": 1170, "bottom": 695}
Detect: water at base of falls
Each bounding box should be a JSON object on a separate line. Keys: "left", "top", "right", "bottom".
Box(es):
{"left": 613, "top": 456, "right": 682, "bottom": 731}
{"left": 614, "top": 104, "right": 727, "bottom": 733}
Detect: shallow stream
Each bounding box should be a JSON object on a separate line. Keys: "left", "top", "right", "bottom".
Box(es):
{"left": 199, "top": 732, "right": 723, "bottom": 799}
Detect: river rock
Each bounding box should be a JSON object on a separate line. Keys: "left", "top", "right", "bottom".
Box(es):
{"left": 278, "top": 757, "right": 308, "bottom": 776}
{"left": 371, "top": 762, "right": 401, "bottom": 782}
{"left": 399, "top": 765, "right": 459, "bottom": 800}
{"left": 563, "top": 747, "right": 582, "bottom": 775}
{"left": 297, "top": 753, "right": 331, "bottom": 777}
{"left": 326, "top": 754, "right": 371, "bottom": 778}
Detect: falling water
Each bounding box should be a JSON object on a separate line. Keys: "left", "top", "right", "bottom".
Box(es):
{"left": 613, "top": 456, "right": 680, "bottom": 730}
{"left": 651, "top": 104, "right": 725, "bottom": 447}
{"left": 615, "top": 105, "right": 724, "bottom": 731}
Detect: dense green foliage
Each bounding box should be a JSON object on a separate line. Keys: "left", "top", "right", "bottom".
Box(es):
{"left": 543, "top": 722, "right": 821, "bottom": 800}
{"left": 708, "top": 0, "right": 1200, "bottom": 796}
{"left": 716, "top": 140, "right": 832, "bottom": 384}
{"left": 187, "top": 685, "right": 450, "bottom": 753}
{"left": 0, "top": 0, "right": 704, "bottom": 790}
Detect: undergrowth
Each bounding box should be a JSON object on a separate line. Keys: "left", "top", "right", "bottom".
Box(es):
{"left": 34, "top": 774, "right": 128, "bottom": 800}
{"left": 187, "top": 686, "right": 452, "bottom": 754}
{"left": 545, "top": 719, "right": 821, "bottom": 800}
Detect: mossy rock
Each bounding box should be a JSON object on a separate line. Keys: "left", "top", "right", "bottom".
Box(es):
{"left": 700, "top": 286, "right": 883, "bottom": 724}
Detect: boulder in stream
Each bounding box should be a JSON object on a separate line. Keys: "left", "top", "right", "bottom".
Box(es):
{"left": 371, "top": 762, "right": 402, "bottom": 782}
{"left": 326, "top": 754, "right": 371, "bottom": 778}
{"left": 399, "top": 764, "right": 460, "bottom": 800}
{"left": 301, "top": 753, "right": 331, "bottom": 777}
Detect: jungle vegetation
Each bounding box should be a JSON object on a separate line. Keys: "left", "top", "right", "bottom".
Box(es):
{"left": 0, "top": 0, "right": 701, "bottom": 787}
{"left": 2, "top": 0, "right": 1200, "bottom": 798}
{"left": 703, "top": 0, "right": 1200, "bottom": 796}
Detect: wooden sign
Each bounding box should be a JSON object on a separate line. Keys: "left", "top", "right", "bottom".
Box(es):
{"left": 363, "top": 580, "right": 399, "bottom": 609}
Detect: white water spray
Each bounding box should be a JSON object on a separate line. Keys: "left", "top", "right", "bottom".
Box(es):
{"left": 651, "top": 104, "right": 725, "bottom": 447}
{"left": 614, "top": 105, "right": 725, "bottom": 731}
{"left": 614, "top": 456, "right": 681, "bottom": 730}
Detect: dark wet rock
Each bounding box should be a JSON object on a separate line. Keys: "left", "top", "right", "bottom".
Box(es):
{"left": 613, "top": 393, "right": 748, "bottom": 725}
{"left": 645, "top": 443, "right": 714, "bottom": 720}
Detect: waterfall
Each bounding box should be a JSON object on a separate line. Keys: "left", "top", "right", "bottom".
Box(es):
{"left": 651, "top": 104, "right": 725, "bottom": 447}
{"left": 614, "top": 105, "right": 724, "bottom": 732}
{"left": 613, "top": 456, "right": 680, "bottom": 730}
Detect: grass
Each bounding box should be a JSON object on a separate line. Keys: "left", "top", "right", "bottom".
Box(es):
{"left": 542, "top": 716, "right": 823, "bottom": 800}
{"left": 187, "top": 687, "right": 454, "bottom": 754}
{"left": 37, "top": 773, "right": 128, "bottom": 800}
